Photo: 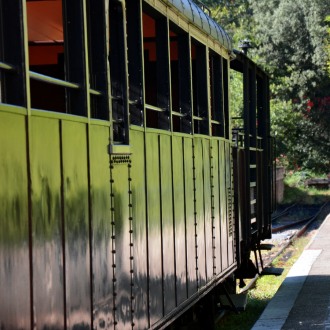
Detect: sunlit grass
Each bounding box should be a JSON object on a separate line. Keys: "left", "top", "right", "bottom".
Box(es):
{"left": 282, "top": 170, "right": 330, "bottom": 205}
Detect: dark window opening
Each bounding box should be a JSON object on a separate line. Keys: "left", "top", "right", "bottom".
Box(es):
{"left": 209, "top": 51, "right": 224, "bottom": 137}
{"left": 143, "top": 6, "right": 170, "bottom": 130}
{"left": 27, "top": 1, "right": 66, "bottom": 112}
{"left": 27, "top": 0, "right": 87, "bottom": 115}
{"left": 127, "top": 0, "right": 143, "bottom": 126}
{"left": 29, "top": 46, "right": 66, "bottom": 112}
{"left": 191, "top": 39, "right": 208, "bottom": 135}
{"left": 87, "top": 0, "right": 109, "bottom": 120}
{"left": 169, "top": 24, "right": 191, "bottom": 134}
{"left": 109, "top": 1, "right": 128, "bottom": 143}
{"left": 0, "top": 1, "right": 26, "bottom": 106}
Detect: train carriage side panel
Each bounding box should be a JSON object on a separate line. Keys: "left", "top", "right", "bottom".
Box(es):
{"left": 130, "top": 128, "right": 149, "bottom": 329}
{"left": 159, "top": 134, "right": 176, "bottom": 315}
{"left": 61, "top": 121, "right": 91, "bottom": 329}
{"left": 210, "top": 139, "right": 222, "bottom": 274}
{"left": 89, "top": 124, "right": 114, "bottom": 329}
{"left": 172, "top": 135, "right": 188, "bottom": 304}
{"left": 145, "top": 132, "right": 164, "bottom": 324}
{"left": 202, "top": 138, "right": 214, "bottom": 281}
{"left": 30, "top": 116, "right": 64, "bottom": 329}
{"left": 225, "top": 141, "right": 235, "bottom": 265}
{"left": 183, "top": 137, "right": 198, "bottom": 298}
{"left": 0, "top": 112, "right": 30, "bottom": 329}
{"left": 109, "top": 152, "right": 133, "bottom": 328}
{"left": 219, "top": 140, "right": 229, "bottom": 270}
{"left": 193, "top": 137, "right": 207, "bottom": 288}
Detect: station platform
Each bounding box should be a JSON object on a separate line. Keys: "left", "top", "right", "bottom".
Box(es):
{"left": 252, "top": 212, "right": 330, "bottom": 330}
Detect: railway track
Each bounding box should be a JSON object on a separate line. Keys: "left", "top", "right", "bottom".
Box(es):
{"left": 272, "top": 202, "right": 329, "bottom": 234}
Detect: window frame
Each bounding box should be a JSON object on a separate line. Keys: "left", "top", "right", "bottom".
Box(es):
{"left": 0, "top": 0, "right": 26, "bottom": 106}
{"left": 191, "top": 37, "right": 209, "bottom": 135}
{"left": 142, "top": 3, "right": 171, "bottom": 130}
{"left": 169, "top": 22, "right": 192, "bottom": 134}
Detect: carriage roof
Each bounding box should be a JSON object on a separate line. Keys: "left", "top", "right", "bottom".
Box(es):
{"left": 166, "top": 0, "right": 232, "bottom": 51}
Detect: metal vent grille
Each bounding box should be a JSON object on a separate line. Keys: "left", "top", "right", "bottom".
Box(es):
{"left": 228, "top": 187, "right": 233, "bottom": 236}
{"left": 110, "top": 154, "right": 131, "bottom": 164}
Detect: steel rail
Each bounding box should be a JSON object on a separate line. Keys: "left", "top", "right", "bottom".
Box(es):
{"left": 271, "top": 203, "right": 298, "bottom": 221}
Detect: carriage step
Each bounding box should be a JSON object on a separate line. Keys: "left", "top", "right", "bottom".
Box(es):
{"left": 259, "top": 243, "right": 274, "bottom": 251}
{"left": 261, "top": 266, "right": 284, "bottom": 276}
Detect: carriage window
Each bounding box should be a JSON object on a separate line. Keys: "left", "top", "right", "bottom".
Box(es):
{"left": 209, "top": 51, "right": 224, "bottom": 137}
{"left": 169, "top": 24, "right": 191, "bottom": 133}
{"left": 143, "top": 6, "right": 170, "bottom": 130}
{"left": 27, "top": 0, "right": 86, "bottom": 115}
{"left": 191, "top": 39, "right": 208, "bottom": 135}
{"left": 87, "top": 0, "right": 110, "bottom": 121}
{"left": 127, "top": 0, "right": 143, "bottom": 126}
{"left": 109, "top": 1, "right": 128, "bottom": 142}
{"left": 0, "top": 1, "right": 26, "bottom": 106}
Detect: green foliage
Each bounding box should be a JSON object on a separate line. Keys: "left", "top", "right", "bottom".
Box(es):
{"left": 208, "top": 0, "right": 330, "bottom": 173}
{"left": 249, "top": 0, "right": 330, "bottom": 173}
{"left": 210, "top": 0, "right": 255, "bottom": 51}
{"left": 230, "top": 70, "right": 244, "bottom": 122}
{"left": 326, "top": 16, "right": 330, "bottom": 75}
{"left": 250, "top": 0, "right": 330, "bottom": 100}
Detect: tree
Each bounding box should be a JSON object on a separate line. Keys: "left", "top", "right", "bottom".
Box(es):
{"left": 250, "top": 0, "right": 330, "bottom": 100}
{"left": 210, "top": 0, "right": 254, "bottom": 49}
{"left": 249, "top": 0, "right": 330, "bottom": 172}
{"left": 209, "top": 0, "right": 330, "bottom": 172}
{"left": 326, "top": 16, "right": 330, "bottom": 76}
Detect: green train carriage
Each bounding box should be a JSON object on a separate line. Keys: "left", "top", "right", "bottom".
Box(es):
{"left": 0, "top": 0, "right": 273, "bottom": 329}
